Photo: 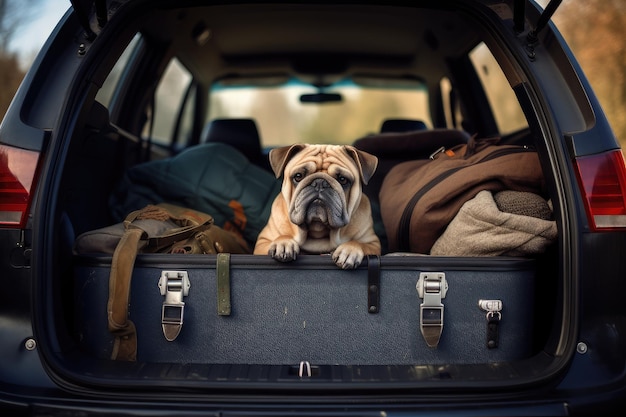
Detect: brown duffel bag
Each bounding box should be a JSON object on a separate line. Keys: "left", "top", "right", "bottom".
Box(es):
{"left": 379, "top": 136, "right": 547, "bottom": 254}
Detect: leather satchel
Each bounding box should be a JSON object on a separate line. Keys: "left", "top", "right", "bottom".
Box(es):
{"left": 74, "top": 203, "right": 250, "bottom": 360}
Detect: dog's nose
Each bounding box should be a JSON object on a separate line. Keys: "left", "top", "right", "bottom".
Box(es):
{"left": 311, "top": 178, "right": 330, "bottom": 192}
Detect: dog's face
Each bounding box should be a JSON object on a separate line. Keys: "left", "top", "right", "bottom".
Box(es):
{"left": 269, "top": 144, "right": 377, "bottom": 231}
{"left": 254, "top": 143, "right": 380, "bottom": 269}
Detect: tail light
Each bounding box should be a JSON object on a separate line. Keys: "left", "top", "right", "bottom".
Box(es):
{"left": 574, "top": 149, "right": 626, "bottom": 230}
{"left": 0, "top": 144, "right": 40, "bottom": 228}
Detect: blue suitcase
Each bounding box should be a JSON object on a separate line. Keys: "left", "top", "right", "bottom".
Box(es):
{"left": 73, "top": 253, "right": 536, "bottom": 367}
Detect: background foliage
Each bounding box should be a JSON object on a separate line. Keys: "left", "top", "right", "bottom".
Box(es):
{"left": 553, "top": 0, "right": 626, "bottom": 151}
{"left": 0, "top": 0, "right": 32, "bottom": 118}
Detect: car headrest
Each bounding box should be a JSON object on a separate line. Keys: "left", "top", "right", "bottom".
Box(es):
{"left": 380, "top": 119, "right": 428, "bottom": 133}
{"left": 354, "top": 129, "right": 470, "bottom": 160}
{"left": 203, "top": 118, "right": 263, "bottom": 164}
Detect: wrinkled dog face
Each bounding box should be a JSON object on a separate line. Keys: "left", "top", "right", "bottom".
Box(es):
{"left": 254, "top": 143, "right": 381, "bottom": 269}
{"left": 284, "top": 146, "right": 360, "bottom": 230}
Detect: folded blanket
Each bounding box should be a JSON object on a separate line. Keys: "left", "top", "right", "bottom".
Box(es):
{"left": 430, "top": 190, "right": 557, "bottom": 256}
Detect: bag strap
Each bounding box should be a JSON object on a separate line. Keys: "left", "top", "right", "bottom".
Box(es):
{"left": 107, "top": 227, "right": 144, "bottom": 361}
{"left": 144, "top": 223, "right": 212, "bottom": 252}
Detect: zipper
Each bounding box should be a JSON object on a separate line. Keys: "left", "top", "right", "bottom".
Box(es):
{"left": 397, "top": 146, "right": 533, "bottom": 251}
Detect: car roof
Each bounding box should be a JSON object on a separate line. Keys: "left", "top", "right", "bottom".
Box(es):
{"left": 133, "top": 3, "right": 482, "bottom": 87}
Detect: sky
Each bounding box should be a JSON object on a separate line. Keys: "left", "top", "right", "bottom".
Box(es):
{"left": 8, "top": 0, "right": 71, "bottom": 67}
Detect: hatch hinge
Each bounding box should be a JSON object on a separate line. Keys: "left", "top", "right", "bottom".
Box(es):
{"left": 69, "top": 0, "right": 109, "bottom": 42}
{"left": 525, "top": 0, "right": 563, "bottom": 60}
{"left": 94, "top": 0, "right": 108, "bottom": 28}
{"left": 513, "top": 0, "right": 526, "bottom": 33}
{"left": 69, "top": 0, "right": 96, "bottom": 40}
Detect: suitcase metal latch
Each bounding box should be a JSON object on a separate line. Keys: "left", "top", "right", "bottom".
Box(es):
{"left": 158, "top": 270, "right": 190, "bottom": 342}
{"left": 416, "top": 272, "right": 448, "bottom": 348}
{"left": 479, "top": 299, "right": 502, "bottom": 349}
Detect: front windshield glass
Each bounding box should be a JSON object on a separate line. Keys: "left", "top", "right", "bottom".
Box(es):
{"left": 207, "top": 78, "right": 431, "bottom": 147}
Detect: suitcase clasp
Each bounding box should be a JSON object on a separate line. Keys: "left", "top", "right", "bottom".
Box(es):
{"left": 416, "top": 272, "right": 448, "bottom": 348}
{"left": 158, "top": 270, "right": 191, "bottom": 341}
{"left": 479, "top": 299, "right": 503, "bottom": 349}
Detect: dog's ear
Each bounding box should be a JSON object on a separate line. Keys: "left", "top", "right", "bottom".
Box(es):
{"left": 268, "top": 144, "right": 306, "bottom": 178}
{"left": 345, "top": 146, "right": 378, "bottom": 185}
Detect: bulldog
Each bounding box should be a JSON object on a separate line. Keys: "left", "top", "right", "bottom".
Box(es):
{"left": 254, "top": 143, "right": 381, "bottom": 269}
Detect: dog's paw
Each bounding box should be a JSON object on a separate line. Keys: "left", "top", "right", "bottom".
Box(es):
{"left": 268, "top": 238, "right": 300, "bottom": 262}
{"left": 332, "top": 242, "right": 365, "bottom": 269}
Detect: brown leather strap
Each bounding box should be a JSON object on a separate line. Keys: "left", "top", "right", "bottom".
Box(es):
{"left": 107, "top": 227, "right": 144, "bottom": 361}
{"left": 110, "top": 320, "right": 138, "bottom": 362}
{"left": 145, "top": 222, "right": 211, "bottom": 252}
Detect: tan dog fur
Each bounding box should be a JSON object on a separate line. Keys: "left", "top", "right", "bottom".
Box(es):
{"left": 254, "top": 144, "right": 381, "bottom": 269}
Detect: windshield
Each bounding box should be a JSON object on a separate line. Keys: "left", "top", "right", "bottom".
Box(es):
{"left": 207, "top": 78, "right": 432, "bottom": 147}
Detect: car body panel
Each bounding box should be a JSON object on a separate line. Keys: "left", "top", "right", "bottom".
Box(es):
{"left": 0, "top": 0, "right": 625, "bottom": 415}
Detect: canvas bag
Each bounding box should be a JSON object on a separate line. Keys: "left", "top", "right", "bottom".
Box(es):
{"left": 74, "top": 203, "right": 250, "bottom": 361}
{"left": 379, "top": 136, "right": 546, "bottom": 254}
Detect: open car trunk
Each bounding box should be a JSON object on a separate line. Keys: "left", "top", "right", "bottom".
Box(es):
{"left": 33, "top": 0, "right": 571, "bottom": 395}
{"left": 46, "top": 137, "right": 563, "bottom": 391}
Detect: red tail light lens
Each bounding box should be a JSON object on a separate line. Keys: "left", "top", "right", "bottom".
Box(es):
{"left": 575, "top": 149, "right": 626, "bottom": 230}
{"left": 0, "top": 144, "right": 40, "bottom": 228}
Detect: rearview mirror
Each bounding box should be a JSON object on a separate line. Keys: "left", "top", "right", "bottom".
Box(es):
{"left": 299, "top": 92, "right": 343, "bottom": 103}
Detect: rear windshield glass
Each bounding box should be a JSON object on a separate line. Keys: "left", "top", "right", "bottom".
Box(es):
{"left": 207, "top": 78, "right": 432, "bottom": 147}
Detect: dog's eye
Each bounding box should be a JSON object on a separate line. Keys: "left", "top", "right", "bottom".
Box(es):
{"left": 337, "top": 175, "right": 350, "bottom": 186}
{"left": 293, "top": 172, "right": 304, "bottom": 182}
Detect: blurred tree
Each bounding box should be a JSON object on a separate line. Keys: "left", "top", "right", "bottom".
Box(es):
{"left": 0, "top": 52, "right": 21, "bottom": 115}
{"left": 0, "top": 0, "right": 39, "bottom": 54}
{"left": 553, "top": 0, "right": 626, "bottom": 150}
{"left": 0, "top": 0, "right": 40, "bottom": 118}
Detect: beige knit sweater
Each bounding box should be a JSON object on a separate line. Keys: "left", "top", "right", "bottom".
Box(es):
{"left": 431, "top": 190, "right": 557, "bottom": 256}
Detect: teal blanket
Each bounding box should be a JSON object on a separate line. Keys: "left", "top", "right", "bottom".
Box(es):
{"left": 110, "top": 143, "right": 281, "bottom": 246}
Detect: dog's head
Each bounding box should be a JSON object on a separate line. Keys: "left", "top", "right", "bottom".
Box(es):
{"left": 268, "top": 144, "right": 378, "bottom": 229}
